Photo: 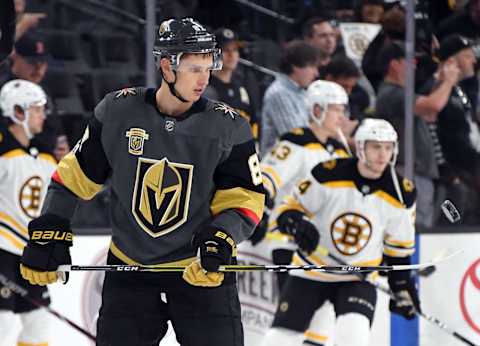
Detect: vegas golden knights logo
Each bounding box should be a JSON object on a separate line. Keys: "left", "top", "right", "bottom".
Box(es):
{"left": 132, "top": 157, "right": 193, "bottom": 237}
{"left": 19, "top": 176, "right": 44, "bottom": 218}
{"left": 125, "top": 128, "right": 149, "bottom": 155}
{"left": 330, "top": 212, "right": 372, "bottom": 255}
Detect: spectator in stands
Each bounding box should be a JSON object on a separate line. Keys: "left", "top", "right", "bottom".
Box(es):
{"left": 362, "top": 4, "right": 405, "bottom": 91}
{"left": 204, "top": 28, "right": 258, "bottom": 140}
{"left": 321, "top": 55, "right": 370, "bottom": 121}
{"left": 376, "top": 42, "right": 459, "bottom": 228}
{"left": 14, "top": 0, "right": 46, "bottom": 42}
{"left": 357, "top": 0, "right": 385, "bottom": 24}
{"left": 4, "top": 34, "right": 48, "bottom": 84}
{"left": 1, "top": 34, "right": 70, "bottom": 158}
{"left": 302, "top": 17, "right": 337, "bottom": 67}
{"left": 1, "top": 0, "right": 15, "bottom": 65}
{"left": 260, "top": 40, "right": 318, "bottom": 155}
{"left": 436, "top": 0, "right": 480, "bottom": 41}
{"left": 422, "top": 36, "right": 480, "bottom": 190}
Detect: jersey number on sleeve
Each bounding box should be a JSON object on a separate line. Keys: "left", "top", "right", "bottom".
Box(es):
{"left": 298, "top": 179, "right": 312, "bottom": 195}
{"left": 248, "top": 154, "right": 263, "bottom": 186}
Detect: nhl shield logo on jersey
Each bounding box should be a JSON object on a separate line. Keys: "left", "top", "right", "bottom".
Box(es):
{"left": 125, "top": 128, "right": 149, "bottom": 155}
{"left": 330, "top": 212, "right": 372, "bottom": 255}
{"left": 132, "top": 157, "right": 193, "bottom": 238}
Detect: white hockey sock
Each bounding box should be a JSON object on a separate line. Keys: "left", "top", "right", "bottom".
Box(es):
{"left": 261, "top": 327, "right": 304, "bottom": 346}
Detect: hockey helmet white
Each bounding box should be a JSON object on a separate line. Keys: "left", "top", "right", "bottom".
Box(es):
{"left": 0, "top": 79, "right": 47, "bottom": 138}
{"left": 354, "top": 118, "right": 398, "bottom": 164}
{"left": 305, "top": 80, "right": 348, "bottom": 125}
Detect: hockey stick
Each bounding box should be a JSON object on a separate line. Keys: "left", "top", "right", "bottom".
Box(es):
{"left": 57, "top": 251, "right": 457, "bottom": 274}
{"left": 0, "top": 272, "right": 96, "bottom": 342}
{"left": 305, "top": 248, "right": 478, "bottom": 346}
{"left": 265, "top": 232, "right": 439, "bottom": 277}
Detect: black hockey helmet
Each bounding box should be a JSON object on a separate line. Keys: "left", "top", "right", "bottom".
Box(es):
{"left": 153, "top": 18, "right": 222, "bottom": 71}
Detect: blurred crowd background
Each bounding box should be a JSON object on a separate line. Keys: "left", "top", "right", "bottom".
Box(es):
{"left": 1, "top": 0, "right": 480, "bottom": 230}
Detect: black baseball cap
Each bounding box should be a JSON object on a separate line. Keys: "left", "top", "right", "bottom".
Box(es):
{"left": 214, "top": 28, "right": 243, "bottom": 48}
{"left": 379, "top": 41, "right": 405, "bottom": 75}
{"left": 14, "top": 34, "right": 49, "bottom": 63}
{"left": 437, "top": 35, "right": 473, "bottom": 61}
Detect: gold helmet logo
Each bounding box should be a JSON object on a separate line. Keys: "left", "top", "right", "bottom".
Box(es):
{"left": 19, "top": 176, "right": 44, "bottom": 218}
{"left": 132, "top": 158, "right": 193, "bottom": 238}
{"left": 330, "top": 212, "right": 372, "bottom": 256}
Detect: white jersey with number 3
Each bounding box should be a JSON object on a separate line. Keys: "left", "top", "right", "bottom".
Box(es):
{"left": 261, "top": 127, "right": 349, "bottom": 234}
{"left": 0, "top": 126, "right": 56, "bottom": 256}
{"left": 277, "top": 158, "right": 416, "bottom": 282}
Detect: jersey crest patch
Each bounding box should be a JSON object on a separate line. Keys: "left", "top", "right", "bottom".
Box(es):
{"left": 115, "top": 87, "right": 137, "bottom": 99}
{"left": 132, "top": 157, "right": 193, "bottom": 238}
{"left": 213, "top": 102, "right": 238, "bottom": 119}
{"left": 125, "top": 128, "right": 149, "bottom": 155}
{"left": 330, "top": 212, "right": 372, "bottom": 256}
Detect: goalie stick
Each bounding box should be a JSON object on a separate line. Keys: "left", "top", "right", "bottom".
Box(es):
{"left": 0, "top": 272, "right": 96, "bottom": 342}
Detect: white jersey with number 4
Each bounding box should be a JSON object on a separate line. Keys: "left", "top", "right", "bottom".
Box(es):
{"left": 277, "top": 157, "right": 416, "bottom": 282}
{"left": 0, "top": 125, "right": 57, "bottom": 256}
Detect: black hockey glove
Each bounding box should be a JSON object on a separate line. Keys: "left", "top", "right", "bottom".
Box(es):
{"left": 183, "top": 227, "right": 236, "bottom": 287}
{"left": 387, "top": 257, "right": 421, "bottom": 319}
{"left": 20, "top": 214, "right": 72, "bottom": 286}
{"left": 277, "top": 210, "right": 319, "bottom": 254}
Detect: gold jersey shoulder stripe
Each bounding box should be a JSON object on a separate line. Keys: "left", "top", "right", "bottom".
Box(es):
{"left": 335, "top": 149, "right": 350, "bottom": 158}
{"left": 38, "top": 153, "right": 57, "bottom": 165}
{"left": 210, "top": 187, "right": 265, "bottom": 220}
{"left": 304, "top": 143, "right": 325, "bottom": 151}
{"left": 1, "top": 148, "right": 27, "bottom": 159}
{"left": 110, "top": 241, "right": 196, "bottom": 267}
{"left": 374, "top": 190, "right": 404, "bottom": 209}
{"left": 56, "top": 152, "right": 103, "bottom": 200}
{"left": 322, "top": 180, "right": 356, "bottom": 189}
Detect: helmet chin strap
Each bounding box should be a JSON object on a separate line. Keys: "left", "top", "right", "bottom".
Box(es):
{"left": 12, "top": 108, "right": 33, "bottom": 139}
{"left": 165, "top": 71, "right": 189, "bottom": 103}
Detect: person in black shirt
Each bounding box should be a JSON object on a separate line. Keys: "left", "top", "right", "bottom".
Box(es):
{"left": 204, "top": 28, "right": 258, "bottom": 140}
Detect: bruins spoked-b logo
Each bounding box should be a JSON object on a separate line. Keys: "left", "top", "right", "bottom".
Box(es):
{"left": 330, "top": 212, "right": 372, "bottom": 255}
{"left": 20, "top": 176, "right": 44, "bottom": 218}
{"left": 132, "top": 157, "right": 193, "bottom": 237}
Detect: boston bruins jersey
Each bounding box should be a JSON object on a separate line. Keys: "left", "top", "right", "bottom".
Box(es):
{"left": 0, "top": 123, "right": 57, "bottom": 256}
{"left": 261, "top": 127, "right": 349, "bottom": 214}
{"left": 42, "top": 88, "right": 265, "bottom": 266}
{"left": 277, "top": 158, "right": 416, "bottom": 282}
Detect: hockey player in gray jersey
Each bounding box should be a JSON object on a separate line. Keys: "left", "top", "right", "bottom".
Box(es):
{"left": 19, "top": 18, "right": 265, "bottom": 346}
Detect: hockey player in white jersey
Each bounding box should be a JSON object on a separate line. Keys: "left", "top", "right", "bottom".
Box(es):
{"left": 250, "top": 80, "right": 350, "bottom": 346}
{"left": 0, "top": 80, "right": 56, "bottom": 345}
{"left": 261, "top": 118, "right": 420, "bottom": 346}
